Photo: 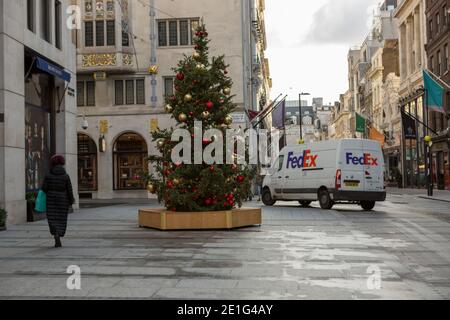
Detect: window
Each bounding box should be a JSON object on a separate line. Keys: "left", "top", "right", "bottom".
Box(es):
{"left": 445, "top": 44, "right": 449, "bottom": 72}
{"left": 436, "top": 13, "right": 440, "bottom": 33}
{"left": 429, "top": 19, "right": 433, "bottom": 40}
{"left": 126, "top": 80, "right": 135, "bottom": 105}
{"left": 164, "top": 77, "right": 174, "bottom": 97}
{"left": 437, "top": 50, "right": 442, "bottom": 75}
{"left": 115, "top": 80, "right": 124, "bottom": 105}
{"left": 158, "top": 21, "right": 167, "bottom": 46}
{"left": 169, "top": 21, "right": 178, "bottom": 46}
{"left": 41, "top": 0, "right": 51, "bottom": 42}
{"left": 77, "top": 81, "right": 96, "bottom": 107}
{"left": 136, "top": 79, "right": 145, "bottom": 105}
{"left": 86, "top": 81, "right": 96, "bottom": 106}
{"left": 444, "top": 5, "right": 448, "bottom": 27}
{"left": 77, "top": 134, "right": 98, "bottom": 192}
{"left": 107, "top": 20, "right": 115, "bottom": 46}
{"left": 27, "top": 0, "right": 35, "bottom": 32}
{"left": 122, "top": 30, "right": 130, "bottom": 47}
{"left": 77, "top": 81, "right": 85, "bottom": 107}
{"left": 115, "top": 79, "right": 145, "bottom": 105}
{"left": 113, "top": 133, "right": 148, "bottom": 190}
{"left": 158, "top": 18, "right": 199, "bottom": 47}
{"left": 179, "top": 20, "right": 189, "bottom": 46}
{"left": 430, "top": 55, "right": 434, "bottom": 73}
{"left": 85, "top": 21, "right": 94, "bottom": 47}
{"left": 55, "top": 1, "right": 62, "bottom": 49}
{"left": 96, "top": 21, "right": 105, "bottom": 46}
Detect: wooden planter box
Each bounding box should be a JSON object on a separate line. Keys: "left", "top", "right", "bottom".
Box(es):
{"left": 138, "top": 208, "right": 262, "bottom": 231}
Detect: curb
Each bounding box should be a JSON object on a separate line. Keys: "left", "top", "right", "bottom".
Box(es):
{"left": 418, "top": 196, "right": 450, "bottom": 203}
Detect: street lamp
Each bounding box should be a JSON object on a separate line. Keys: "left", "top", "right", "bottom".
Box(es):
{"left": 299, "top": 92, "right": 310, "bottom": 142}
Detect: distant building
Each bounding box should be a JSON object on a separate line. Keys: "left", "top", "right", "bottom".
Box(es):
{"left": 283, "top": 99, "right": 333, "bottom": 145}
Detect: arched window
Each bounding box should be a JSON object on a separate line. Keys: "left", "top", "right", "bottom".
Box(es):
{"left": 113, "top": 132, "right": 148, "bottom": 190}
{"left": 77, "top": 133, "right": 98, "bottom": 192}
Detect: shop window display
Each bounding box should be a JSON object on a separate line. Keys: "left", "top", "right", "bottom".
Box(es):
{"left": 113, "top": 133, "right": 148, "bottom": 190}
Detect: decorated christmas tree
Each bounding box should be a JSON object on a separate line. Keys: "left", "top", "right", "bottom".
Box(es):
{"left": 145, "top": 23, "right": 255, "bottom": 212}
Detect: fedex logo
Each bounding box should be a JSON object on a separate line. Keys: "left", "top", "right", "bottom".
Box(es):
{"left": 346, "top": 153, "right": 378, "bottom": 166}
{"left": 287, "top": 150, "right": 318, "bottom": 169}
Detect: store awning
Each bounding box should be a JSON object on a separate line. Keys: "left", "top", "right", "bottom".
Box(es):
{"left": 36, "top": 57, "right": 71, "bottom": 82}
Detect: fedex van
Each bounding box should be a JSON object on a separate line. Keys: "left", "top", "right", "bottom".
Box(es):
{"left": 262, "top": 139, "right": 386, "bottom": 211}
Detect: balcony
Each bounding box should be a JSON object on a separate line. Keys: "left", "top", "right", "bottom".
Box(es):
{"left": 77, "top": 50, "right": 136, "bottom": 74}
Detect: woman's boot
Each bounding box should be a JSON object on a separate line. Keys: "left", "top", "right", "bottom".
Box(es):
{"left": 54, "top": 235, "right": 62, "bottom": 248}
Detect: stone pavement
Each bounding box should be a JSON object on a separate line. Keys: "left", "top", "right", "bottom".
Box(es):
{"left": 0, "top": 195, "right": 449, "bottom": 300}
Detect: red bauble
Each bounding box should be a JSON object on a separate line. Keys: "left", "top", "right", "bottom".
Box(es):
{"left": 189, "top": 112, "right": 194, "bottom": 117}
{"left": 175, "top": 86, "right": 180, "bottom": 92}
{"left": 170, "top": 96, "right": 176, "bottom": 102}
{"left": 202, "top": 138, "right": 211, "bottom": 145}
{"left": 206, "top": 101, "right": 214, "bottom": 110}
{"left": 204, "top": 198, "right": 212, "bottom": 206}
{"left": 209, "top": 165, "right": 215, "bottom": 172}
{"left": 167, "top": 181, "right": 174, "bottom": 189}
{"left": 224, "top": 70, "right": 228, "bottom": 74}
{"left": 237, "top": 175, "right": 245, "bottom": 184}
{"left": 176, "top": 72, "right": 185, "bottom": 81}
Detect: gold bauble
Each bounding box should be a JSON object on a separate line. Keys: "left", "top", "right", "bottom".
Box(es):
{"left": 202, "top": 111, "right": 210, "bottom": 119}
{"left": 173, "top": 178, "right": 180, "bottom": 186}
{"left": 184, "top": 94, "right": 193, "bottom": 102}
{"left": 178, "top": 113, "right": 188, "bottom": 122}
{"left": 224, "top": 115, "right": 233, "bottom": 125}
{"left": 193, "top": 52, "right": 201, "bottom": 60}
{"left": 165, "top": 104, "right": 173, "bottom": 113}
{"left": 196, "top": 63, "right": 206, "bottom": 70}
{"left": 157, "top": 139, "right": 165, "bottom": 149}
{"left": 223, "top": 88, "right": 231, "bottom": 95}
{"left": 147, "top": 183, "right": 156, "bottom": 193}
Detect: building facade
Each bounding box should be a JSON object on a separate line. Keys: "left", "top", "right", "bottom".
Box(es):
{"left": 75, "top": 0, "right": 271, "bottom": 200}
{"left": 425, "top": 0, "right": 450, "bottom": 190}
{"left": 395, "top": 0, "right": 428, "bottom": 188}
{"left": 0, "top": 0, "right": 78, "bottom": 225}
{"left": 366, "top": 39, "right": 401, "bottom": 181}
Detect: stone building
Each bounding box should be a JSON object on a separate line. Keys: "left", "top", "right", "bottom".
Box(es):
{"left": 75, "top": 0, "right": 271, "bottom": 200}
{"left": 425, "top": 0, "right": 450, "bottom": 190}
{"left": 395, "top": 0, "right": 428, "bottom": 188}
{"left": 366, "top": 39, "right": 401, "bottom": 179}
{"left": 0, "top": 0, "right": 78, "bottom": 225}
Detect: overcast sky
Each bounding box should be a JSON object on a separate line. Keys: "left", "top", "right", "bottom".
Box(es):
{"left": 265, "top": 0, "right": 381, "bottom": 105}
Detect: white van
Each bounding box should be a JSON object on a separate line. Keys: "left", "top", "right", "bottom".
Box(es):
{"left": 262, "top": 139, "right": 386, "bottom": 211}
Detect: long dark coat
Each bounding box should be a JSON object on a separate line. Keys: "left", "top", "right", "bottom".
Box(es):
{"left": 42, "top": 165, "right": 75, "bottom": 237}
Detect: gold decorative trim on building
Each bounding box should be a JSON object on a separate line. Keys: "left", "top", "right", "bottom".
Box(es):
{"left": 123, "top": 54, "right": 133, "bottom": 66}
{"left": 82, "top": 54, "right": 117, "bottom": 67}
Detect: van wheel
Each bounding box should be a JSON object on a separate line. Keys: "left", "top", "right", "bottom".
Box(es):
{"left": 299, "top": 201, "right": 312, "bottom": 207}
{"left": 262, "top": 189, "right": 276, "bottom": 206}
{"left": 318, "top": 190, "right": 334, "bottom": 210}
{"left": 361, "top": 201, "right": 376, "bottom": 211}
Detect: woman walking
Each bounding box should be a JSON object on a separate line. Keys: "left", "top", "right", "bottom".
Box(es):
{"left": 42, "top": 155, "right": 75, "bottom": 248}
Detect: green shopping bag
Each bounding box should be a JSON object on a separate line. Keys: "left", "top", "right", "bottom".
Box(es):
{"left": 35, "top": 190, "right": 47, "bottom": 213}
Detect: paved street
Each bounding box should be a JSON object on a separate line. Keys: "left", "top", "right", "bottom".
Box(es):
{"left": 0, "top": 193, "right": 449, "bottom": 300}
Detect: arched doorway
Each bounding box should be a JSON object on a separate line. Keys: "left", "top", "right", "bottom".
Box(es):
{"left": 77, "top": 133, "right": 98, "bottom": 193}
{"left": 113, "top": 132, "right": 148, "bottom": 190}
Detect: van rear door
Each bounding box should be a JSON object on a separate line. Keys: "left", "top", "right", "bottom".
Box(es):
{"left": 362, "top": 141, "right": 384, "bottom": 192}
{"left": 338, "top": 140, "right": 365, "bottom": 192}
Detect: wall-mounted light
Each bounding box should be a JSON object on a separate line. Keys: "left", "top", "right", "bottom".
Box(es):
{"left": 81, "top": 115, "right": 89, "bottom": 130}
{"left": 99, "top": 135, "right": 107, "bottom": 153}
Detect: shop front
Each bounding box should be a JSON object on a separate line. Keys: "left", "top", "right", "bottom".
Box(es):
{"left": 431, "top": 133, "right": 450, "bottom": 190}
{"left": 24, "top": 51, "right": 71, "bottom": 194}
{"left": 77, "top": 133, "right": 98, "bottom": 198}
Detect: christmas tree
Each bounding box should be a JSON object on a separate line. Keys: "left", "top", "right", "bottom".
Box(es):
{"left": 145, "top": 23, "right": 255, "bottom": 212}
